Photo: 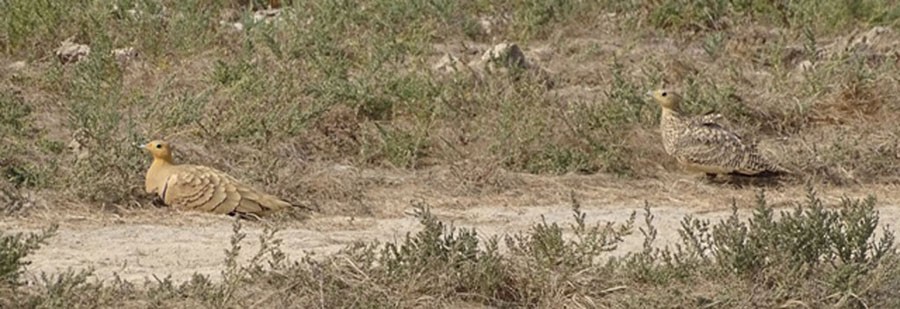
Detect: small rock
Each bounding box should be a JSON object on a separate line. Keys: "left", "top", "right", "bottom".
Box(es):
{"left": 470, "top": 42, "right": 555, "bottom": 88}
{"left": 6, "top": 61, "right": 26, "bottom": 71}
{"left": 432, "top": 53, "right": 465, "bottom": 73}
{"left": 68, "top": 128, "right": 90, "bottom": 161}
{"left": 796, "top": 60, "right": 815, "bottom": 72}
{"left": 477, "top": 42, "right": 529, "bottom": 73}
{"left": 233, "top": 22, "right": 245, "bottom": 31}
{"left": 111, "top": 4, "right": 140, "bottom": 18}
{"left": 55, "top": 39, "right": 90, "bottom": 64}
{"left": 474, "top": 14, "right": 511, "bottom": 37}
{"left": 848, "top": 26, "right": 890, "bottom": 51}
{"left": 477, "top": 16, "right": 494, "bottom": 35}
{"left": 219, "top": 20, "right": 245, "bottom": 31}
{"left": 112, "top": 47, "right": 138, "bottom": 65}
{"left": 252, "top": 8, "right": 281, "bottom": 23}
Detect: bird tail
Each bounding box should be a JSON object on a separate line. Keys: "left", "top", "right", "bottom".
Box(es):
{"left": 729, "top": 167, "right": 791, "bottom": 178}
{"left": 291, "top": 200, "right": 320, "bottom": 212}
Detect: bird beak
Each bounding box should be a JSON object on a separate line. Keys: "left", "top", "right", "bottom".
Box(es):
{"left": 134, "top": 142, "right": 146, "bottom": 149}
{"left": 645, "top": 90, "right": 653, "bottom": 97}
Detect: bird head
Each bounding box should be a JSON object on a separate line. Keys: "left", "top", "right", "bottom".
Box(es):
{"left": 646, "top": 89, "right": 682, "bottom": 111}
{"left": 140, "top": 140, "right": 174, "bottom": 162}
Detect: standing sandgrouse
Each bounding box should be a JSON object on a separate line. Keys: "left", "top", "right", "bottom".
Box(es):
{"left": 139, "top": 140, "right": 291, "bottom": 216}
{"left": 647, "top": 89, "right": 789, "bottom": 179}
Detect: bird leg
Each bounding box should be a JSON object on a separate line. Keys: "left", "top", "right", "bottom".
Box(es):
{"left": 151, "top": 195, "right": 167, "bottom": 208}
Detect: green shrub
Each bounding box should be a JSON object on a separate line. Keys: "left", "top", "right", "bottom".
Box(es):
{"left": 0, "top": 225, "right": 57, "bottom": 285}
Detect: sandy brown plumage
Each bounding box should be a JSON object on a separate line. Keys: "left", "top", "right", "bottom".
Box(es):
{"left": 648, "top": 89, "right": 789, "bottom": 178}
{"left": 140, "top": 140, "right": 291, "bottom": 216}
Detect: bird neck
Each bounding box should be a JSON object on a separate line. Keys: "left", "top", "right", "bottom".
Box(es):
{"left": 661, "top": 107, "right": 682, "bottom": 118}
{"left": 150, "top": 155, "right": 174, "bottom": 169}
{"left": 147, "top": 158, "right": 175, "bottom": 183}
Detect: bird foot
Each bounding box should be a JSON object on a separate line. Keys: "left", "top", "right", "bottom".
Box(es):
{"left": 150, "top": 196, "right": 167, "bottom": 208}
{"left": 701, "top": 173, "right": 721, "bottom": 184}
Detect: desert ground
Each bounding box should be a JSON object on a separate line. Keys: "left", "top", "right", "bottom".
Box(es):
{"left": 3, "top": 170, "right": 900, "bottom": 283}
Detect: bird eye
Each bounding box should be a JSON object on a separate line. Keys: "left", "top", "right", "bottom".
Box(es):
{"left": 661, "top": 92, "right": 668, "bottom": 97}
{"left": 155, "top": 144, "right": 162, "bottom": 149}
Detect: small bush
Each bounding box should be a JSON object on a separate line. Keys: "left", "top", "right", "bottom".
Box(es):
{"left": 0, "top": 225, "right": 57, "bottom": 285}
{"left": 618, "top": 187, "right": 898, "bottom": 307}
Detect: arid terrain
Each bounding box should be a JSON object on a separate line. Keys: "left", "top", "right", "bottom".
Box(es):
{"left": 3, "top": 0, "right": 900, "bottom": 307}
{"left": 5, "top": 173, "right": 900, "bottom": 283}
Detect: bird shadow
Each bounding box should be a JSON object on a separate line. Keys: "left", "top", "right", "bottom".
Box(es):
{"left": 705, "top": 173, "right": 790, "bottom": 189}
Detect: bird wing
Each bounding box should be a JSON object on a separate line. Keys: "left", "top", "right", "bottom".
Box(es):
{"left": 694, "top": 112, "right": 725, "bottom": 126}
{"left": 672, "top": 121, "right": 777, "bottom": 175}
{"left": 162, "top": 165, "right": 290, "bottom": 216}
{"left": 161, "top": 165, "right": 221, "bottom": 212}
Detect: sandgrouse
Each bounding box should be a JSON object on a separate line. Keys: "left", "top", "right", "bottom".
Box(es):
{"left": 139, "top": 140, "right": 291, "bottom": 216}
{"left": 648, "top": 89, "right": 789, "bottom": 180}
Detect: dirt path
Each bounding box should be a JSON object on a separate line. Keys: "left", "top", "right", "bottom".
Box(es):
{"left": 4, "top": 171, "right": 900, "bottom": 284}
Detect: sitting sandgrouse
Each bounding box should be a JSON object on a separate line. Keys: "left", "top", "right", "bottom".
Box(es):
{"left": 139, "top": 140, "right": 292, "bottom": 216}
{"left": 647, "top": 89, "right": 789, "bottom": 179}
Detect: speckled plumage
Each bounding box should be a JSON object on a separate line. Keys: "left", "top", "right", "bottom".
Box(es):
{"left": 649, "top": 89, "right": 789, "bottom": 177}
{"left": 141, "top": 140, "right": 291, "bottom": 216}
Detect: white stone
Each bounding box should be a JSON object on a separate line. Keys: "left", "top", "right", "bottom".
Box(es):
{"left": 55, "top": 40, "right": 90, "bottom": 64}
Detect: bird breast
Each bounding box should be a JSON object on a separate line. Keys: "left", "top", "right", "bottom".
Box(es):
{"left": 145, "top": 162, "right": 173, "bottom": 195}
{"left": 659, "top": 113, "right": 683, "bottom": 155}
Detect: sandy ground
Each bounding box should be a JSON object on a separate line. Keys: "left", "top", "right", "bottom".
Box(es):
{"left": 3, "top": 169, "right": 900, "bottom": 284}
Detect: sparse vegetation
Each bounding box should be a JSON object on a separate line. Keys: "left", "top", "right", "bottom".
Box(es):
{"left": 2, "top": 0, "right": 900, "bottom": 307}
{"left": 4, "top": 190, "right": 899, "bottom": 307}
{"left": 0, "top": 226, "right": 56, "bottom": 285}
{"left": 0, "top": 225, "right": 57, "bottom": 308}
{"left": 2, "top": 0, "right": 898, "bottom": 207}
{"left": 2, "top": 0, "right": 900, "bottom": 204}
